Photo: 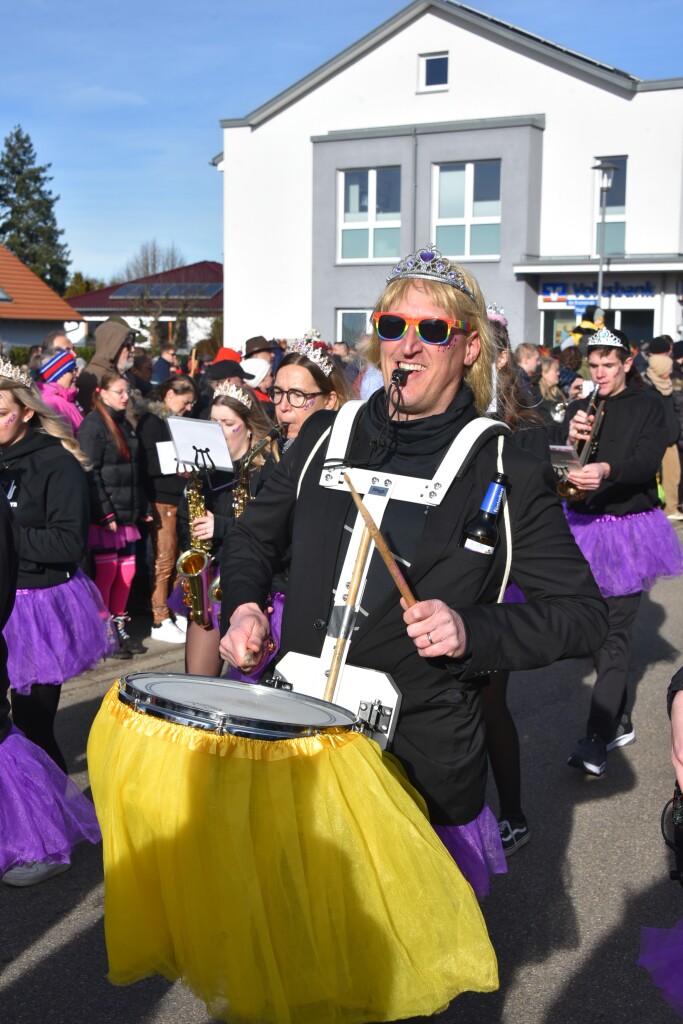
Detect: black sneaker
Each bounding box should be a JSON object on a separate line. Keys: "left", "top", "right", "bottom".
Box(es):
{"left": 567, "top": 734, "right": 607, "bottom": 776}
{"left": 107, "top": 644, "right": 133, "bottom": 661}
{"left": 498, "top": 818, "right": 530, "bottom": 857}
{"left": 112, "top": 615, "right": 145, "bottom": 655}
{"left": 606, "top": 713, "right": 635, "bottom": 751}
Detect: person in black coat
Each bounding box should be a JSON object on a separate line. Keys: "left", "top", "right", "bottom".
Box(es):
{"left": 218, "top": 247, "right": 607, "bottom": 898}
{"left": 562, "top": 327, "right": 683, "bottom": 775}
{"left": 137, "top": 375, "right": 197, "bottom": 644}
{"left": 0, "top": 364, "right": 117, "bottom": 771}
{"left": 78, "top": 370, "right": 145, "bottom": 657}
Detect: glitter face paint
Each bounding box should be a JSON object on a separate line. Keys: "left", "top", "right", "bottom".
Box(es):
{"left": 4, "top": 411, "right": 18, "bottom": 426}
{"left": 303, "top": 398, "right": 316, "bottom": 410}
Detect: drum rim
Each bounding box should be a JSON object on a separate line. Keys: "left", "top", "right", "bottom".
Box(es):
{"left": 117, "top": 672, "right": 358, "bottom": 738}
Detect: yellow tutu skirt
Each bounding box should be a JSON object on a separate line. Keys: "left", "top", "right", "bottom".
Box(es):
{"left": 88, "top": 684, "right": 497, "bottom": 1024}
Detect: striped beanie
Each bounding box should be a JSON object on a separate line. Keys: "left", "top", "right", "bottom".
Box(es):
{"left": 39, "top": 350, "right": 77, "bottom": 383}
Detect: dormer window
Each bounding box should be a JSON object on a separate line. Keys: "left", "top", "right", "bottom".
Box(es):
{"left": 419, "top": 52, "right": 448, "bottom": 92}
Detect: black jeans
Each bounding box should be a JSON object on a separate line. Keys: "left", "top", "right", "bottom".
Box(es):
{"left": 587, "top": 592, "right": 641, "bottom": 742}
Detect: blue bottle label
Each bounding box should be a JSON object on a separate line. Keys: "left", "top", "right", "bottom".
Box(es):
{"left": 480, "top": 481, "right": 505, "bottom": 516}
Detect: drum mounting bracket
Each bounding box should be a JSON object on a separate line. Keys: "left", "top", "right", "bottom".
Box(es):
{"left": 357, "top": 699, "right": 392, "bottom": 735}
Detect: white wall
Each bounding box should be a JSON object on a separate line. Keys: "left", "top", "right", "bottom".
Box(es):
{"left": 220, "top": 8, "right": 683, "bottom": 341}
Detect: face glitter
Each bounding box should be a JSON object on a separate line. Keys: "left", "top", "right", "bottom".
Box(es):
{"left": 4, "top": 411, "right": 18, "bottom": 426}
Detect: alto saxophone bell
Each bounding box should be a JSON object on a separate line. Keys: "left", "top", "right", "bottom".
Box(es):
{"left": 176, "top": 548, "right": 212, "bottom": 629}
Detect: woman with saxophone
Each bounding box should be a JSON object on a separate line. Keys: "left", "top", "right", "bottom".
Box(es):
{"left": 563, "top": 327, "right": 683, "bottom": 776}
{"left": 172, "top": 382, "right": 279, "bottom": 676}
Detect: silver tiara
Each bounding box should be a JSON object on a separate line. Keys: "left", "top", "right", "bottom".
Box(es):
{"left": 289, "top": 338, "right": 334, "bottom": 377}
{"left": 387, "top": 245, "right": 476, "bottom": 300}
{"left": 0, "top": 358, "right": 34, "bottom": 389}
{"left": 486, "top": 303, "right": 508, "bottom": 327}
{"left": 212, "top": 383, "right": 253, "bottom": 409}
{"left": 587, "top": 326, "right": 628, "bottom": 351}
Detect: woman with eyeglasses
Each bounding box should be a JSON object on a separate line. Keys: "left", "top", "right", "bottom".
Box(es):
{"left": 78, "top": 371, "right": 146, "bottom": 657}
{"left": 137, "top": 375, "right": 197, "bottom": 645}
{"left": 269, "top": 343, "right": 352, "bottom": 451}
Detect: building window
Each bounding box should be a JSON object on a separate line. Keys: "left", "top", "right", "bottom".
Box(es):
{"left": 418, "top": 52, "right": 449, "bottom": 91}
{"left": 432, "top": 160, "right": 501, "bottom": 258}
{"left": 339, "top": 167, "right": 401, "bottom": 261}
{"left": 337, "top": 309, "right": 372, "bottom": 347}
{"left": 595, "top": 156, "right": 627, "bottom": 256}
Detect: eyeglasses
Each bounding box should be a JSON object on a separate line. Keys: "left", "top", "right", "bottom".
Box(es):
{"left": 106, "top": 388, "right": 131, "bottom": 397}
{"left": 267, "top": 386, "right": 324, "bottom": 408}
{"left": 373, "top": 312, "right": 471, "bottom": 346}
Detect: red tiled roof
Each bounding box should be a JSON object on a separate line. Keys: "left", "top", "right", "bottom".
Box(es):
{"left": 67, "top": 260, "right": 223, "bottom": 313}
{"left": 0, "top": 243, "right": 83, "bottom": 322}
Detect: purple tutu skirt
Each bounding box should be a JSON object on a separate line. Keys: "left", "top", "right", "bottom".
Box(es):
{"left": 88, "top": 523, "right": 141, "bottom": 551}
{"left": 565, "top": 506, "right": 683, "bottom": 598}
{"left": 434, "top": 804, "right": 507, "bottom": 899}
{"left": 5, "top": 570, "right": 118, "bottom": 694}
{"left": 0, "top": 725, "right": 101, "bottom": 874}
{"left": 638, "top": 918, "right": 683, "bottom": 1017}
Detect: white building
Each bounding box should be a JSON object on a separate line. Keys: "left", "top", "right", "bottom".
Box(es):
{"left": 214, "top": 0, "right": 683, "bottom": 349}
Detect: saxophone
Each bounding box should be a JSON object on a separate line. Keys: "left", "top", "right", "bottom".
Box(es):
{"left": 176, "top": 469, "right": 213, "bottom": 629}
{"left": 556, "top": 386, "right": 606, "bottom": 502}
{"left": 210, "top": 425, "right": 284, "bottom": 606}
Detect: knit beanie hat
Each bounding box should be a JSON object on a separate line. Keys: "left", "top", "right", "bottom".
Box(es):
{"left": 39, "top": 350, "right": 77, "bottom": 383}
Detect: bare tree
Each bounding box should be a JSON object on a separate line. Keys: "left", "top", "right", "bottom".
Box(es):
{"left": 111, "top": 240, "right": 185, "bottom": 283}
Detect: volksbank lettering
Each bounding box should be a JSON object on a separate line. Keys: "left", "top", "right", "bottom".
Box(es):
{"left": 542, "top": 281, "right": 656, "bottom": 300}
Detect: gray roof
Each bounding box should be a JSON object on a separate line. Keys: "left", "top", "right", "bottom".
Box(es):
{"left": 217, "top": 0, "right": 682, "bottom": 138}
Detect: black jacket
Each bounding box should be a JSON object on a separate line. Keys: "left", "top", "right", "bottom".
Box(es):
{"left": 0, "top": 429, "right": 88, "bottom": 588}
{"left": 562, "top": 382, "right": 676, "bottom": 516}
{"left": 137, "top": 405, "right": 187, "bottom": 506}
{"left": 221, "top": 394, "right": 607, "bottom": 825}
{"left": 0, "top": 489, "right": 19, "bottom": 741}
{"left": 78, "top": 407, "right": 143, "bottom": 525}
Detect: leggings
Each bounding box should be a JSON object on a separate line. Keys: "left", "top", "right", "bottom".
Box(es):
{"left": 480, "top": 670, "right": 524, "bottom": 824}
{"left": 11, "top": 683, "right": 66, "bottom": 774}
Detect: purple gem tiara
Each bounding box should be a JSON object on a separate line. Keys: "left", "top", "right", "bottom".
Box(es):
{"left": 0, "top": 358, "right": 34, "bottom": 389}
{"left": 587, "top": 326, "right": 628, "bottom": 351}
{"left": 387, "top": 245, "right": 475, "bottom": 301}
{"left": 212, "top": 382, "right": 253, "bottom": 409}
{"left": 288, "top": 338, "right": 334, "bottom": 377}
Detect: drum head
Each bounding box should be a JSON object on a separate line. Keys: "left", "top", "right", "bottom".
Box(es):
{"left": 118, "top": 673, "right": 357, "bottom": 739}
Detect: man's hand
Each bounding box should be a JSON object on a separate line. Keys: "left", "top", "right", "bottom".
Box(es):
{"left": 567, "top": 408, "right": 594, "bottom": 445}
{"left": 672, "top": 690, "right": 683, "bottom": 791}
{"left": 219, "top": 602, "right": 269, "bottom": 669}
{"left": 566, "top": 462, "right": 609, "bottom": 491}
{"left": 401, "top": 597, "right": 468, "bottom": 659}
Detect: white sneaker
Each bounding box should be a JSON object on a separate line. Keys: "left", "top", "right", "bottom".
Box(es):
{"left": 2, "top": 859, "right": 71, "bottom": 887}
{"left": 174, "top": 616, "right": 188, "bottom": 634}
{"left": 150, "top": 618, "right": 186, "bottom": 644}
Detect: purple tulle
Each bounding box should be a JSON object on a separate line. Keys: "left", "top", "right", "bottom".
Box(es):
{"left": 434, "top": 804, "right": 507, "bottom": 899}
{"left": 4, "top": 570, "right": 118, "bottom": 694}
{"left": 0, "top": 725, "right": 101, "bottom": 874}
{"left": 565, "top": 506, "right": 683, "bottom": 598}
{"left": 503, "top": 582, "right": 525, "bottom": 603}
{"left": 638, "top": 918, "right": 683, "bottom": 1017}
{"left": 168, "top": 571, "right": 221, "bottom": 631}
{"left": 88, "top": 523, "right": 141, "bottom": 550}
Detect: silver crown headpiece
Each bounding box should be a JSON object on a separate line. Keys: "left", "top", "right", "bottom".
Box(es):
{"left": 387, "top": 245, "right": 476, "bottom": 301}
{"left": 212, "top": 383, "right": 253, "bottom": 409}
{"left": 486, "top": 303, "right": 508, "bottom": 327}
{"left": 0, "top": 358, "right": 34, "bottom": 389}
{"left": 587, "top": 326, "right": 629, "bottom": 352}
{"left": 289, "top": 338, "right": 334, "bottom": 377}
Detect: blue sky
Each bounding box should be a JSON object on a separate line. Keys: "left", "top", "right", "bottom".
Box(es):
{"left": 1, "top": 0, "right": 680, "bottom": 281}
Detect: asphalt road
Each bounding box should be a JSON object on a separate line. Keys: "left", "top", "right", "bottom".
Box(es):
{"left": 1, "top": 568, "right": 682, "bottom": 1024}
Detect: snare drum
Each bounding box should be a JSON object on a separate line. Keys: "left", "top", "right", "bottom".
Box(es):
{"left": 88, "top": 673, "right": 497, "bottom": 1024}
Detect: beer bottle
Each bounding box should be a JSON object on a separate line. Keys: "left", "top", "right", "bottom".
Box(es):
{"left": 459, "top": 473, "right": 508, "bottom": 555}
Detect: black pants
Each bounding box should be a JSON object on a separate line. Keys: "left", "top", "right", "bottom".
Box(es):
{"left": 10, "top": 683, "right": 67, "bottom": 774}
{"left": 587, "top": 592, "right": 641, "bottom": 742}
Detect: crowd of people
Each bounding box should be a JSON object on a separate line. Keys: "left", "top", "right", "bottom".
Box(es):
{"left": 1, "top": 253, "right": 683, "bottom": 1018}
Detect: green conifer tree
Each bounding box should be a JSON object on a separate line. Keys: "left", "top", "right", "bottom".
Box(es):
{"left": 0, "top": 125, "right": 70, "bottom": 295}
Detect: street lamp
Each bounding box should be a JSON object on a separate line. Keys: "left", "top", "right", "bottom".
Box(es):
{"left": 592, "top": 160, "right": 618, "bottom": 305}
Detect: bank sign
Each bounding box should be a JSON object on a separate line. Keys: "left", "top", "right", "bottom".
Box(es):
{"left": 542, "top": 280, "right": 656, "bottom": 302}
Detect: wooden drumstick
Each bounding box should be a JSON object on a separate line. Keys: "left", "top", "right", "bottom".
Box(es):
{"left": 343, "top": 473, "right": 416, "bottom": 608}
